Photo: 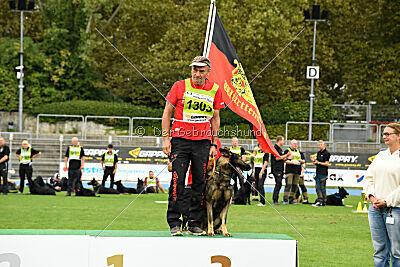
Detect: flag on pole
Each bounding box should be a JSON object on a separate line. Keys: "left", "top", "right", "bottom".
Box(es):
{"left": 203, "top": 5, "right": 279, "bottom": 157}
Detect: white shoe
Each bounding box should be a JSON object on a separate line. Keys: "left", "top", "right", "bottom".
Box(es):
{"left": 256, "top": 203, "right": 265, "bottom": 207}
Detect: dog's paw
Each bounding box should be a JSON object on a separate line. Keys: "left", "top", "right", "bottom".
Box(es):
{"left": 214, "top": 229, "right": 222, "bottom": 235}
{"left": 222, "top": 232, "right": 232, "bottom": 237}
{"left": 208, "top": 231, "right": 215, "bottom": 237}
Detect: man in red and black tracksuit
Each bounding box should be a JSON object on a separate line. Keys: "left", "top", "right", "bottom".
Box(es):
{"left": 162, "top": 56, "right": 224, "bottom": 236}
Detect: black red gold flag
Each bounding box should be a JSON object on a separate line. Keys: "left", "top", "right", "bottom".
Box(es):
{"left": 204, "top": 11, "right": 279, "bottom": 157}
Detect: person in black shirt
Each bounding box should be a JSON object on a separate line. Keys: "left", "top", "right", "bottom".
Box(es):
{"left": 270, "top": 136, "right": 291, "bottom": 205}
{"left": 0, "top": 137, "right": 10, "bottom": 195}
{"left": 101, "top": 144, "right": 118, "bottom": 188}
{"left": 64, "top": 137, "right": 85, "bottom": 196}
{"left": 310, "top": 140, "right": 331, "bottom": 207}
{"left": 16, "top": 140, "right": 41, "bottom": 193}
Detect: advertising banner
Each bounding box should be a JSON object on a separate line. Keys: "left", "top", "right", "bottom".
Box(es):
{"left": 82, "top": 146, "right": 168, "bottom": 165}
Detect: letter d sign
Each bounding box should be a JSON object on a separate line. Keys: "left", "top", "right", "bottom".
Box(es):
{"left": 306, "top": 66, "right": 319, "bottom": 79}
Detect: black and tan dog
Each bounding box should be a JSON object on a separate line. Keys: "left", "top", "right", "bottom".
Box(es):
{"left": 203, "top": 148, "right": 250, "bottom": 237}
{"left": 88, "top": 178, "right": 120, "bottom": 194}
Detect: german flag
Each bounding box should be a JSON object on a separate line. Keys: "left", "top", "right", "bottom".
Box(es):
{"left": 205, "top": 11, "right": 279, "bottom": 156}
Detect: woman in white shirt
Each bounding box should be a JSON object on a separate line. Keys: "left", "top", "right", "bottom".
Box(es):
{"left": 364, "top": 123, "right": 400, "bottom": 266}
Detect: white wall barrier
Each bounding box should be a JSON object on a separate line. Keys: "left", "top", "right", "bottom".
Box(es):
{"left": 60, "top": 162, "right": 367, "bottom": 188}
{"left": 0, "top": 230, "right": 298, "bottom": 267}
{"left": 59, "top": 163, "right": 171, "bottom": 182}
{"left": 265, "top": 168, "right": 367, "bottom": 188}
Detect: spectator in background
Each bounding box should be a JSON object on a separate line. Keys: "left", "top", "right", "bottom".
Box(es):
{"left": 253, "top": 146, "right": 269, "bottom": 206}
{"left": 249, "top": 147, "right": 257, "bottom": 201}
{"left": 64, "top": 137, "right": 85, "bottom": 196}
{"left": 0, "top": 137, "right": 10, "bottom": 195}
{"left": 230, "top": 137, "right": 246, "bottom": 196}
{"left": 283, "top": 140, "right": 304, "bottom": 204}
{"left": 16, "top": 140, "right": 41, "bottom": 194}
{"left": 144, "top": 171, "right": 166, "bottom": 193}
{"left": 101, "top": 144, "right": 118, "bottom": 188}
{"left": 270, "top": 136, "right": 291, "bottom": 205}
{"left": 310, "top": 140, "right": 330, "bottom": 207}
{"left": 365, "top": 123, "right": 400, "bottom": 266}
{"left": 296, "top": 152, "right": 309, "bottom": 204}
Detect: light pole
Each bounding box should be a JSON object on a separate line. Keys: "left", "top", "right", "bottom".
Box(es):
{"left": 9, "top": 0, "right": 35, "bottom": 132}
{"left": 304, "top": 5, "right": 328, "bottom": 141}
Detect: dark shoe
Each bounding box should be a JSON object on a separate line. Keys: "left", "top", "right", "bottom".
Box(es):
{"left": 281, "top": 201, "right": 289, "bottom": 205}
{"left": 64, "top": 193, "right": 71, "bottom": 196}
{"left": 188, "top": 226, "right": 206, "bottom": 236}
{"left": 302, "top": 200, "right": 309, "bottom": 204}
{"left": 312, "top": 202, "right": 325, "bottom": 207}
{"left": 273, "top": 202, "right": 281, "bottom": 205}
{"left": 170, "top": 226, "right": 183, "bottom": 236}
{"left": 289, "top": 201, "right": 298, "bottom": 205}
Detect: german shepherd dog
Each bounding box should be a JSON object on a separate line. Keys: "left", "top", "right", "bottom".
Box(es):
{"left": 136, "top": 178, "right": 146, "bottom": 194}
{"left": 75, "top": 181, "right": 97, "bottom": 197}
{"left": 115, "top": 180, "right": 137, "bottom": 194}
{"left": 88, "top": 178, "right": 120, "bottom": 194}
{"left": 326, "top": 187, "right": 349, "bottom": 206}
{"left": 203, "top": 148, "right": 251, "bottom": 237}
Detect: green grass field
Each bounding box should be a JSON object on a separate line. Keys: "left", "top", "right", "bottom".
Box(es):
{"left": 0, "top": 191, "right": 373, "bottom": 266}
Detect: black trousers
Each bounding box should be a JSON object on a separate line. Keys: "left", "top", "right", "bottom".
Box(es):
{"left": 102, "top": 167, "right": 115, "bottom": 188}
{"left": 254, "top": 167, "right": 267, "bottom": 204}
{"left": 272, "top": 170, "right": 284, "bottom": 203}
{"left": 19, "top": 164, "right": 33, "bottom": 193}
{"left": 167, "top": 137, "right": 210, "bottom": 228}
{"left": 0, "top": 163, "right": 8, "bottom": 194}
{"left": 68, "top": 169, "right": 81, "bottom": 194}
{"left": 182, "top": 186, "right": 192, "bottom": 230}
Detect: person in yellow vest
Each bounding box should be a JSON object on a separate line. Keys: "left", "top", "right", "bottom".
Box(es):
{"left": 283, "top": 140, "right": 305, "bottom": 204}
{"left": 16, "top": 140, "right": 41, "bottom": 194}
{"left": 230, "top": 136, "right": 246, "bottom": 196}
{"left": 64, "top": 137, "right": 85, "bottom": 196}
{"left": 101, "top": 144, "right": 118, "bottom": 188}
{"left": 144, "top": 170, "right": 166, "bottom": 194}
{"left": 162, "top": 56, "right": 224, "bottom": 236}
{"left": 252, "top": 146, "right": 269, "bottom": 206}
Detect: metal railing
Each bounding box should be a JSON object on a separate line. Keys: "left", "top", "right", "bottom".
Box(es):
{"left": 84, "top": 116, "right": 132, "bottom": 139}
{"left": 331, "top": 122, "right": 379, "bottom": 143}
{"left": 36, "top": 114, "right": 85, "bottom": 138}
{"left": 285, "top": 121, "right": 332, "bottom": 143}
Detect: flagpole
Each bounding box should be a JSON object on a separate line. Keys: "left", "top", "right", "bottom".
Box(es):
{"left": 205, "top": 5, "right": 216, "bottom": 57}
{"left": 203, "top": 0, "right": 216, "bottom": 57}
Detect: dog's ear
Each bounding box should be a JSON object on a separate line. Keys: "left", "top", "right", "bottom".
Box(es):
{"left": 219, "top": 147, "right": 231, "bottom": 157}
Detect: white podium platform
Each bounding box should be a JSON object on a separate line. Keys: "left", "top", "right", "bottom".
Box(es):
{"left": 0, "top": 229, "right": 298, "bottom": 267}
